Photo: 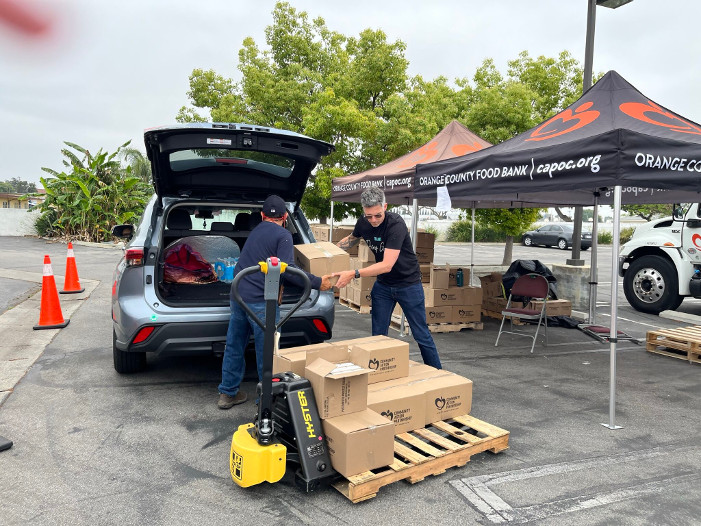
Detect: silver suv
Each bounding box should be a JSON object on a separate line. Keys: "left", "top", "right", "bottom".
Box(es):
{"left": 111, "top": 123, "right": 335, "bottom": 373}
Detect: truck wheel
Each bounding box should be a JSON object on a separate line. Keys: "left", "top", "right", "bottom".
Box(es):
{"left": 523, "top": 236, "right": 533, "bottom": 247}
{"left": 113, "top": 330, "right": 147, "bottom": 374}
{"left": 557, "top": 238, "right": 568, "bottom": 250}
{"left": 623, "top": 256, "right": 680, "bottom": 314}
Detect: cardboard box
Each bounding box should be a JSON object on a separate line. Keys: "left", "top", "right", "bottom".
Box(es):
{"left": 419, "top": 264, "right": 431, "bottom": 283}
{"left": 426, "top": 306, "right": 452, "bottom": 324}
{"left": 273, "top": 343, "right": 337, "bottom": 376}
{"left": 452, "top": 306, "right": 481, "bottom": 323}
{"left": 357, "top": 240, "right": 375, "bottom": 263}
{"left": 294, "top": 242, "right": 350, "bottom": 276}
{"left": 416, "top": 231, "right": 436, "bottom": 249}
{"left": 356, "top": 289, "right": 372, "bottom": 306}
{"left": 408, "top": 361, "right": 439, "bottom": 377}
{"left": 482, "top": 296, "right": 508, "bottom": 313}
{"left": 322, "top": 409, "right": 395, "bottom": 477}
{"left": 447, "top": 266, "right": 471, "bottom": 288}
{"left": 479, "top": 272, "right": 504, "bottom": 299}
{"left": 305, "top": 358, "right": 371, "bottom": 419}
{"left": 349, "top": 256, "right": 373, "bottom": 270}
{"left": 421, "top": 373, "right": 473, "bottom": 424}
{"left": 330, "top": 335, "right": 392, "bottom": 354}
{"left": 429, "top": 265, "right": 450, "bottom": 290}
{"left": 368, "top": 384, "right": 425, "bottom": 434}
{"left": 461, "top": 286, "right": 483, "bottom": 306}
{"left": 349, "top": 339, "right": 410, "bottom": 384}
{"left": 527, "top": 299, "right": 572, "bottom": 316}
{"left": 424, "top": 286, "right": 463, "bottom": 307}
{"left": 353, "top": 276, "right": 376, "bottom": 291}
{"left": 415, "top": 248, "right": 434, "bottom": 264}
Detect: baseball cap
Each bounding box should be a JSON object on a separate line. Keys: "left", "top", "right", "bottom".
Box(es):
{"left": 262, "top": 195, "right": 287, "bottom": 218}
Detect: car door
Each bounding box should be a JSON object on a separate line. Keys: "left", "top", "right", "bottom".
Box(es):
{"left": 546, "top": 225, "right": 562, "bottom": 247}
{"left": 533, "top": 225, "right": 551, "bottom": 245}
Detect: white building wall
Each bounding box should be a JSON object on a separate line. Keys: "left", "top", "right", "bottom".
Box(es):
{"left": 0, "top": 209, "right": 41, "bottom": 236}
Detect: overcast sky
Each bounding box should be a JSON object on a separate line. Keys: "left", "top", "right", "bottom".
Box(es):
{"left": 2, "top": 0, "right": 700, "bottom": 186}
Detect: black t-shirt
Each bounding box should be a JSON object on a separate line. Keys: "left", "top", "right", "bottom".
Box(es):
{"left": 352, "top": 211, "right": 421, "bottom": 287}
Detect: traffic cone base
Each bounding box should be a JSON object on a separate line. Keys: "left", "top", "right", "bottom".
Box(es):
{"left": 33, "top": 319, "right": 70, "bottom": 330}
{"left": 34, "top": 255, "right": 70, "bottom": 331}
{"left": 61, "top": 242, "right": 84, "bottom": 294}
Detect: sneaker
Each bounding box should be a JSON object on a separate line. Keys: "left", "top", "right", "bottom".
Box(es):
{"left": 218, "top": 391, "right": 247, "bottom": 409}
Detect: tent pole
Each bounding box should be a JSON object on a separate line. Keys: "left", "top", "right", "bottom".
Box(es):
{"left": 329, "top": 201, "right": 334, "bottom": 241}
{"left": 589, "top": 196, "right": 599, "bottom": 324}
{"left": 602, "top": 185, "right": 623, "bottom": 430}
{"left": 470, "top": 206, "right": 475, "bottom": 287}
{"left": 400, "top": 199, "right": 420, "bottom": 337}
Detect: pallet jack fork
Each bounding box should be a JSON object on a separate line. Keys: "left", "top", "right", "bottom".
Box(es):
{"left": 577, "top": 324, "right": 639, "bottom": 344}
{"left": 229, "top": 257, "right": 337, "bottom": 491}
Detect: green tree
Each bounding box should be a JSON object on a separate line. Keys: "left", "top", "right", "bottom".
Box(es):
{"left": 621, "top": 204, "right": 673, "bottom": 221}
{"left": 38, "top": 141, "right": 152, "bottom": 242}
{"left": 475, "top": 208, "right": 543, "bottom": 264}
{"left": 0, "top": 178, "right": 37, "bottom": 193}
{"left": 119, "top": 147, "right": 152, "bottom": 183}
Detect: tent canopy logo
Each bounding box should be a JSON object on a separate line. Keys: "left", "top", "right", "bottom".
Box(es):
{"left": 527, "top": 102, "right": 600, "bottom": 142}
{"left": 620, "top": 100, "right": 701, "bottom": 136}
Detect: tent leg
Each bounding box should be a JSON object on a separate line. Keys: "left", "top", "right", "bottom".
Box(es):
{"left": 329, "top": 201, "right": 334, "bottom": 241}
{"left": 589, "top": 196, "right": 599, "bottom": 324}
{"left": 470, "top": 207, "right": 475, "bottom": 287}
{"left": 602, "top": 186, "right": 623, "bottom": 430}
{"left": 400, "top": 199, "right": 420, "bottom": 337}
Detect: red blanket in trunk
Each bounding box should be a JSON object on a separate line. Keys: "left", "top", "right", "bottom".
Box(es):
{"left": 164, "top": 243, "right": 217, "bottom": 284}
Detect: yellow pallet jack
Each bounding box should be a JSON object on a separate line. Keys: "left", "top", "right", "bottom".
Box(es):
{"left": 229, "top": 257, "right": 337, "bottom": 491}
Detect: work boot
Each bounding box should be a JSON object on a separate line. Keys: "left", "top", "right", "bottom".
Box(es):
{"left": 218, "top": 391, "right": 247, "bottom": 409}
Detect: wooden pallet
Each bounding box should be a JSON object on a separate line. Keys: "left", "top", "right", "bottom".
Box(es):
{"left": 481, "top": 309, "right": 525, "bottom": 325}
{"left": 333, "top": 414, "right": 509, "bottom": 503}
{"left": 646, "top": 326, "right": 701, "bottom": 364}
{"left": 339, "top": 297, "right": 371, "bottom": 314}
{"left": 390, "top": 316, "right": 483, "bottom": 333}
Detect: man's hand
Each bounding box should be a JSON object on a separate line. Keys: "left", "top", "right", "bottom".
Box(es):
{"left": 320, "top": 275, "right": 334, "bottom": 291}
{"left": 333, "top": 269, "right": 356, "bottom": 289}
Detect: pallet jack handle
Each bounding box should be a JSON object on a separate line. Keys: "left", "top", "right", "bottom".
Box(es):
{"left": 231, "top": 258, "right": 311, "bottom": 445}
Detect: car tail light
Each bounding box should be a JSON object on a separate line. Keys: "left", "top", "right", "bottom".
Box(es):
{"left": 125, "top": 247, "right": 145, "bottom": 267}
{"left": 312, "top": 318, "right": 329, "bottom": 334}
{"left": 132, "top": 326, "right": 155, "bottom": 344}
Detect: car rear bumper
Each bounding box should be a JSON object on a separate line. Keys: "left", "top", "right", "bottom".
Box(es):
{"left": 114, "top": 317, "right": 332, "bottom": 355}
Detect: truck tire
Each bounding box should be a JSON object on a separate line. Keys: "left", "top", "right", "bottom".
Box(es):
{"left": 623, "top": 255, "right": 681, "bottom": 314}
{"left": 113, "top": 330, "right": 147, "bottom": 374}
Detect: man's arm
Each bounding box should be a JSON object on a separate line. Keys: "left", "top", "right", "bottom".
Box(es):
{"left": 337, "top": 234, "right": 360, "bottom": 251}
{"left": 333, "top": 248, "right": 400, "bottom": 288}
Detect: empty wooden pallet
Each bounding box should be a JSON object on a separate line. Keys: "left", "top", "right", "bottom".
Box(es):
{"left": 646, "top": 326, "right": 701, "bottom": 364}
{"left": 333, "top": 414, "right": 509, "bottom": 503}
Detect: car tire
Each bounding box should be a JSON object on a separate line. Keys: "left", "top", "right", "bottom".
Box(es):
{"left": 557, "top": 238, "right": 568, "bottom": 250}
{"left": 623, "top": 255, "right": 680, "bottom": 314}
{"left": 523, "top": 236, "right": 533, "bottom": 247}
{"left": 113, "top": 330, "right": 147, "bottom": 374}
{"left": 581, "top": 246, "right": 590, "bottom": 251}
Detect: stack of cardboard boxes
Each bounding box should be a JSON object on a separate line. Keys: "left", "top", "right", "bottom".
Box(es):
{"left": 310, "top": 225, "right": 358, "bottom": 256}
{"left": 273, "top": 335, "right": 473, "bottom": 478}
{"left": 393, "top": 264, "right": 483, "bottom": 325}
{"left": 479, "top": 272, "right": 573, "bottom": 318}
{"left": 338, "top": 241, "right": 375, "bottom": 309}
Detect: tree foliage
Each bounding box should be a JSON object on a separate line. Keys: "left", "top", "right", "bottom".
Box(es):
{"left": 178, "top": 1, "right": 586, "bottom": 242}
{"left": 0, "top": 177, "right": 37, "bottom": 193}
{"left": 621, "top": 204, "right": 673, "bottom": 221}
{"left": 38, "top": 142, "right": 152, "bottom": 242}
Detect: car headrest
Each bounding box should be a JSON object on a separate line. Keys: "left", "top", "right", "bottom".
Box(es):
{"left": 210, "top": 221, "right": 234, "bottom": 232}
{"left": 248, "top": 212, "right": 262, "bottom": 228}
{"left": 233, "top": 213, "right": 251, "bottom": 230}
{"left": 167, "top": 209, "right": 192, "bottom": 230}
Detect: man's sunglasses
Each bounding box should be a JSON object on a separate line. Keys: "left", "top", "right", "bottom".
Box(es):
{"left": 364, "top": 212, "right": 384, "bottom": 220}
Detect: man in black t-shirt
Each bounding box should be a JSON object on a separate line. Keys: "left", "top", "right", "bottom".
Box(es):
{"left": 334, "top": 187, "right": 442, "bottom": 369}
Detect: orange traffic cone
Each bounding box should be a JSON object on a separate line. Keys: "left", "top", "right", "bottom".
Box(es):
{"left": 60, "top": 242, "right": 84, "bottom": 294}
{"left": 33, "top": 255, "right": 70, "bottom": 330}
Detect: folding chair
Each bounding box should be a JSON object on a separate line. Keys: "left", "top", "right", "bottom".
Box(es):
{"left": 495, "top": 273, "right": 549, "bottom": 353}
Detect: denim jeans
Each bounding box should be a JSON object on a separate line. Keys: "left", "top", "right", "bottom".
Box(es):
{"left": 370, "top": 280, "right": 442, "bottom": 369}
{"left": 219, "top": 301, "right": 279, "bottom": 396}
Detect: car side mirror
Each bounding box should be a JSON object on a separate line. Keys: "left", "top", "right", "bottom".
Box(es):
{"left": 673, "top": 206, "right": 684, "bottom": 220}
{"left": 112, "top": 224, "right": 134, "bottom": 239}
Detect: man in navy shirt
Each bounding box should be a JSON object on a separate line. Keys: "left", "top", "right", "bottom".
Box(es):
{"left": 218, "top": 195, "right": 332, "bottom": 409}
{"left": 334, "top": 187, "right": 442, "bottom": 369}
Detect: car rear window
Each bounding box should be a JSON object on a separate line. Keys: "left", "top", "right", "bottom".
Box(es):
{"left": 169, "top": 149, "right": 294, "bottom": 177}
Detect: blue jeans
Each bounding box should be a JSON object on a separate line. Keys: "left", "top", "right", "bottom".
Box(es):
{"left": 219, "top": 301, "right": 279, "bottom": 396}
{"left": 371, "top": 281, "right": 442, "bottom": 369}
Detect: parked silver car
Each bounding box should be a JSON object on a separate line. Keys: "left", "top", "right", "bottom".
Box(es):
{"left": 111, "top": 123, "right": 335, "bottom": 373}
{"left": 522, "top": 224, "right": 592, "bottom": 250}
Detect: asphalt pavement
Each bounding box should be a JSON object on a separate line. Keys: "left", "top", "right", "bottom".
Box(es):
{"left": 0, "top": 237, "right": 700, "bottom": 525}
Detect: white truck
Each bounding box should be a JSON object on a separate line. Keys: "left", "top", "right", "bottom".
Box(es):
{"left": 619, "top": 203, "right": 701, "bottom": 314}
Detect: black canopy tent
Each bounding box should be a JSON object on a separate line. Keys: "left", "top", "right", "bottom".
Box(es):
{"left": 415, "top": 71, "right": 701, "bottom": 429}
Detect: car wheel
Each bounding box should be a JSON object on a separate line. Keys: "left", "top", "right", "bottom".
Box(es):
{"left": 623, "top": 255, "right": 680, "bottom": 314}
{"left": 581, "top": 246, "right": 590, "bottom": 251}
{"left": 557, "top": 238, "right": 568, "bottom": 250}
{"left": 523, "top": 236, "right": 533, "bottom": 247}
{"left": 113, "top": 330, "right": 147, "bottom": 374}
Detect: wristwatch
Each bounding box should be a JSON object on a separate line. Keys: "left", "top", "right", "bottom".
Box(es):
{"left": 354, "top": 269, "right": 360, "bottom": 279}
